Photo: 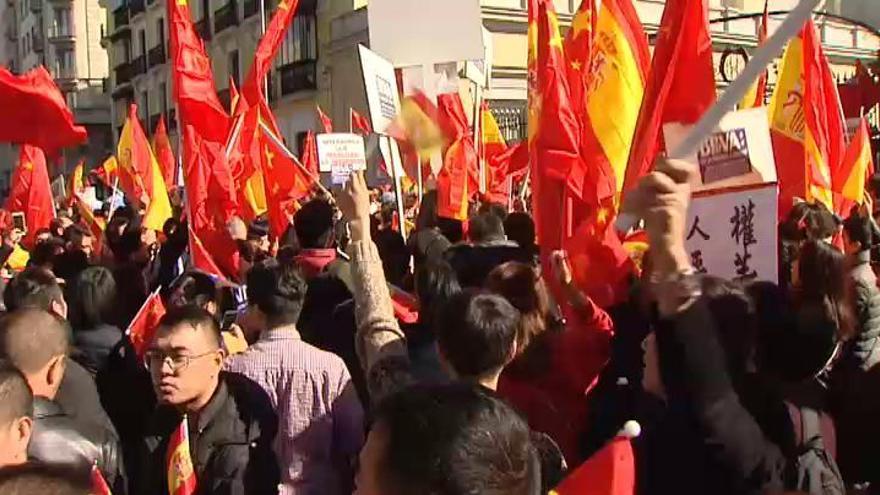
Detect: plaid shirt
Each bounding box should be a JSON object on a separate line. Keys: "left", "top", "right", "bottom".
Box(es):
{"left": 225, "top": 327, "right": 364, "bottom": 495}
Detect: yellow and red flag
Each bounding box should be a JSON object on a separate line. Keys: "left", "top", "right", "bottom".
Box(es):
{"left": 563, "top": 0, "right": 596, "bottom": 124}
{"left": 739, "top": 0, "right": 769, "bottom": 109}
{"left": 167, "top": 417, "right": 197, "bottom": 495}
{"left": 66, "top": 159, "right": 85, "bottom": 206}
{"left": 126, "top": 289, "right": 167, "bottom": 360}
{"left": 93, "top": 156, "right": 118, "bottom": 187}
{"left": 316, "top": 105, "right": 334, "bottom": 134}
{"left": 769, "top": 19, "right": 846, "bottom": 216}
{"left": 550, "top": 436, "right": 636, "bottom": 495}
{"left": 75, "top": 194, "right": 105, "bottom": 257}
{"left": 622, "top": 0, "right": 716, "bottom": 193}
{"left": 837, "top": 117, "right": 875, "bottom": 207}
{"left": 153, "top": 115, "right": 177, "bottom": 188}
{"left": 118, "top": 104, "right": 173, "bottom": 232}
{"left": 436, "top": 92, "right": 477, "bottom": 221}
{"left": 481, "top": 104, "right": 512, "bottom": 204}
{"left": 6, "top": 144, "right": 54, "bottom": 248}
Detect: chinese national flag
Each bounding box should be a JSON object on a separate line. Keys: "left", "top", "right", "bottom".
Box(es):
{"left": 581, "top": 0, "right": 650, "bottom": 194}
{"left": 564, "top": 0, "right": 596, "bottom": 124}
{"left": 241, "top": 0, "right": 302, "bottom": 106}
{"left": 117, "top": 104, "right": 173, "bottom": 232}
{"left": 436, "top": 92, "right": 478, "bottom": 221}
{"left": 126, "top": 289, "right": 166, "bottom": 360}
{"left": 550, "top": 437, "right": 636, "bottom": 495}
{"left": 350, "top": 108, "right": 373, "bottom": 135}
{"left": 622, "top": 0, "right": 716, "bottom": 194}
{"left": 188, "top": 226, "right": 228, "bottom": 281}
{"left": 6, "top": 145, "right": 54, "bottom": 248}
{"left": 0, "top": 66, "right": 87, "bottom": 156}
{"left": 769, "top": 19, "right": 845, "bottom": 216}
{"left": 167, "top": 418, "right": 197, "bottom": 495}
{"left": 66, "top": 160, "right": 85, "bottom": 207}
{"left": 838, "top": 117, "right": 874, "bottom": 206}
{"left": 152, "top": 115, "right": 177, "bottom": 188}
{"left": 316, "top": 105, "right": 334, "bottom": 133}
{"left": 739, "top": 0, "right": 769, "bottom": 109}
{"left": 259, "top": 118, "right": 313, "bottom": 238}
{"left": 301, "top": 130, "right": 319, "bottom": 176}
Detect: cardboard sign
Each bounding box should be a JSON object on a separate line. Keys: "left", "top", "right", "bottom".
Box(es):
{"left": 664, "top": 107, "right": 778, "bottom": 193}
{"left": 359, "top": 44, "right": 408, "bottom": 180}
{"left": 685, "top": 183, "right": 778, "bottom": 283}
{"left": 316, "top": 133, "right": 367, "bottom": 185}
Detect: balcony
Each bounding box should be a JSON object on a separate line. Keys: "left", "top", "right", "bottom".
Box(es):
{"left": 147, "top": 44, "right": 165, "bottom": 67}
{"left": 129, "top": 0, "right": 144, "bottom": 16}
{"left": 47, "top": 26, "right": 76, "bottom": 43}
{"left": 167, "top": 108, "right": 176, "bottom": 130}
{"left": 243, "top": 0, "right": 258, "bottom": 18}
{"left": 110, "top": 7, "right": 130, "bottom": 40}
{"left": 130, "top": 54, "right": 146, "bottom": 76}
{"left": 214, "top": 2, "right": 238, "bottom": 34}
{"left": 195, "top": 18, "right": 212, "bottom": 41}
{"left": 30, "top": 0, "right": 41, "bottom": 12}
{"left": 5, "top": 25, "right": 15, "bottom": 41}
{"left": 114, "top": 61, "right": 133, "bottom": 86}
{"left": 33, "top": 36, "right": 44, "bottom": 52}
{"left": 149, "top": 113, "right": 162, "bottom": 133}
{"left": 279, "top": 59, "right": 317, "bottom": 96}
{"left": 217, "top": 88, "right": 231, "bottom": 112}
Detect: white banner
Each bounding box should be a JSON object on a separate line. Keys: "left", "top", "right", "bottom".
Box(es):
{"left": 316, "top": 133, "right": 367, "bottom": 185}
{"left": 685, "top": 183, "right": 778, "bottom": 283}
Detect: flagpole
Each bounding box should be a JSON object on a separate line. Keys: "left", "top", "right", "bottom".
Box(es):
{"left": 257, "top": 120, "right": 331, "bottom": 197}
{"left": 386, "top": 135, "right": 408, "bottom": 240}
{"left": 259, "top": 0, "right": 268, "bottom": 99}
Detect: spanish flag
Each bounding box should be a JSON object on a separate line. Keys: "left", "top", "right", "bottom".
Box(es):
{"left": 167, "top": 417, "right": 197, "bottom": 495}
{"left": 75, "top": 195, "right": 105, "bottom": 257}
{"left": 118, "top": 104, "right": 173, "bottom": 231}
{"left": 838, "top": 116, "right": 874, "bottom": 206}
{"left": 66, "top": 159, "right": 85, "bottom": 206}
{"left": 93, "top": 156, "right": 118, "bottom": 187}
{"left": 739, "top": 0, "right": 769, "bottom": 109}
{"left": 436, "top": 92, "right": 477, "bottom": 221}
{"left": 481, "top": 104, "right": 511, "bottom": 204}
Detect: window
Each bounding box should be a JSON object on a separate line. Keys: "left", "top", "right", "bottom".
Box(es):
{"left": 54, "top": 48, "right": 75, "bottom": 78}
{"left": 278, "top": 9, "right": 317, "bottom": 65}
{"left": 139, "top": 29, "right": 146, "bottom": 57}
{"left": 140, "top": 90, "right": 149, "bottom": 119}
{"left": 52, "top": 7, "right": 71, "bottom": 37}
{"left": 156, "top": 18, "right": 165, "bottom": 49}
{"left": 228, "top": 49, "right": 240, "bottom": 86}
{"left": 159, "top": 82, "right": 167, "bottom": 116}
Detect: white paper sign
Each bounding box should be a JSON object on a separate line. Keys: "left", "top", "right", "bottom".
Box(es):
{"left": 686, "top": 183, "right": 778, "bottom": 283}
{"left": 317, "top": 133, "right": 367, "bottom": 185}
{"left": 359, "top": 45, "right": 400, "bottom": 136}
{"left": 664, "top": 107, "right": 778, "bottom": 193}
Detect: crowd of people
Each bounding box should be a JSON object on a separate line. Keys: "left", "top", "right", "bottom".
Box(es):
{"left": 0, "top": 158, "right": 877, "bottom": 495}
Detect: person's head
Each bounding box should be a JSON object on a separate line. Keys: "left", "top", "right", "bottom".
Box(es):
{"left": 247, "top": 217, "right": 271, "bottom": 254}
{"left": 842, "top": 210, "right": 873, "bottom": 256}
{"left": 63, "top": 225, "right": 93, "bottom": 259}
{"left": 0, "top": 310, "right": 69, "bottom": 400}
{"left": 375, "top": 230, "right": 410, "bottom": 287}
{"left": 468, "top": 212, "right": 506, "bottom": 244}
{"left": 780, "top": 201, "right": 841, "bottom": 244}
{"left": 29, "top": 238, "right": 65, "bottom": 272}
{"left": 146, "top": 306, "right": 225, "bottom": 412}
{"left": 356, "top": 383, "right": 539, "bottom": 495}
{"left": 48, "top": 219, "right": 67, "bottom": 239}
{"left": 436, "top": 290, "right": 520, "bottom": 387}
{"left": 0, "top": 361, "right": 33, "bottom": 467}
{"left": 485, "top": 262, "right": 550, "bottom": 357}
{"left": 4, "top": 268, "right": 67, "bottom": 319}
{"left": 294, "top": 199, "right": 336, "bottom": 249}
{"left": 244, "top": 259, "right": 308, "bottom": 333}
{"left": 0, "top": 463, "right": 93, "bottom": 494}
{"left": 504, "top": 213, "right": 536, "bottom": 250}
{"left": 167, "top": 271, "right": 218, "bottom": 315}
{"left": 415, "top": 190, "right": 439, "bottom": 231}
{"left": 33, "top": 229, "right": 53, "bottom": 245}
{"left": 795, "top": 239, "right": 854, "bottom": 338}
{"left": 67, "top": 266, "right": 117, "bottom": 331}
{"left": 414, "top": 259, "right": 461, "bottom": 328}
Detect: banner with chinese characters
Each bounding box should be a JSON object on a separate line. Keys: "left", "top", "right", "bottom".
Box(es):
{"left": 686, "top": 182, "right": 778, "bottom": 283}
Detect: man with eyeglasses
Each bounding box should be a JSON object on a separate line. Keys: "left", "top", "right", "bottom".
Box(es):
{"left": 133, "top": 305, "right": 280, "bottom": 495}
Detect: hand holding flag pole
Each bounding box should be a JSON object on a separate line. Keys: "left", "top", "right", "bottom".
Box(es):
{"left": 616, "top": 0, "right": 821, "bottom": 232}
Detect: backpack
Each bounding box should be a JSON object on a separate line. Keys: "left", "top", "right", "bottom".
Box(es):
{"left": 785, "top": 404, "right": 846, "bottom": 495}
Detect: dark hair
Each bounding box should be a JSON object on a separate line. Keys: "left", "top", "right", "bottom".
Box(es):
{"left": 67, "top": 266, "right": 117, "bottom": 330}
{"left": 162, "top": 217, "right": 181, "bottom": 239}
{"left": 167, "top": 271, "right": 217, "bottom": 311}
{"left": 0, "top": 309, "right": 69, "bottom": 374}
{"left": 0, "top": 360, "right": 33, "bottom": 424}
{"left": 0, "top": 463, "right": 93, "bottom": 494}
{"left": 62, "top": 224, "right": 91, "bottom": 245}
{"left": 32, "top": 228, "right": 52, "bottom": 242}
{"left": 375, "top": 230, "right": 410, "bottom": 287}
{"left": 437, "top": 217, "right": 464, "bottom": 244}
{"left": 4, "top": 268, "right": 64, "bottom": 313}
{"left": 700, "top": 276, "right": 757, "bottom": 384}
{"left": 48, "top": 219, "right": 66, "bottom": 238}
{"left": 293, "top": 199, "right": 336, "bottom": 249}
{"left": 843, "top": 210, "right": 873, "bottom": 252}
{"left": 371, "top": 383, "right": 539, "bottom": 495}
{"left": 414, "top": 259, "right": 461, "bottom": 330}
{"left": 469, "top": 212, "right": 505, "bottom": 244}
{"left": 247, "top": 217, "right": 270, "bottom": 240}
{"left": 780, "top": 201, "right": 841, "bottom": 243}
{"left": 436, "top": 290, "right": 520, "bottom": 379}
{"left": 797, "top": 239, "right": 855, "bottom": 340}
{"left": 29, "top": 238, "right": 65, "bottom": 269}
{"left": 415, "top": 190, "right": 439, "bottom": 231}
{"left": 157, "top": 305, "right": 222, "bottom": 349}
{"left": 479, "top": 202, "right": 508, "bottom": 222}
{"left": 504, "top": 213, "right": 536, "bottom": 250}
{"left": 246, "top": 258, "right": 308, "bottom": 327}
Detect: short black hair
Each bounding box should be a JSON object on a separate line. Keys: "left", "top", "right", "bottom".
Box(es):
{"left": 293, "top": 199, "right": 336, "bottom": 249}
{"left": 478, "top": 202, "right": 508, "bottom": 222}
{"left": 0, "top": 463, "right": 92, "bottom": 495}
{"left": 67, "top": 266, "right": 117, "bottom": 330}
{"left": 63, "top": 224, "right": 91, "bottom": 245}
{"left": 372, "top": 383, "right": 539, "bottom": 495}
{"left": 843, "top": 211, "right": 873, "bottom": 252}
{"left": 167, "top": 271, "right": 217, "bottom": 311}
{"left": 468, "top": 212, "right": 505, "bottom": 243}
{"left": 157, "top": 305, "right": 222, "bottom": 349}
{"left": 504, "top": 213, "right": 536, "bottom": 249}
{"left": 375, "top": 230, "right": 410, "bottom": 287}
{"left": 247, "top": 217, "right": 270, "bottom": 240}
{"left": 436, "top": 290, "right": 520, "bottom": 379}
{"left": 414, "top": 259, "right": 461, "bottom": 328}
{"left": 246, "top": 259, "right": 308, "bottom": 327}
{"left": 4, "top": 268, "right": 64, "bottom": 313}
{"left": 29, "top": 238, "right": 65, "bottom": 269}
{"left": 0, "top": 309, "right": 69, "bottom": 374}
{"left": 0, "top": 360, "right": 33, "bottom": 424}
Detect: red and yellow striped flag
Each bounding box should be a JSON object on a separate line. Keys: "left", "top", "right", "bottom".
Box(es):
{"left": 167, "top": 417, "right": 197, "bottom": 495}
{"left": 66, "top": 159, "right": 85, "bottom": 206}
{"left": 838, "top": 116, "right": 874, "bottom": 205}
{"left": 118, "top": 104, "right": 173, "bottom": 232}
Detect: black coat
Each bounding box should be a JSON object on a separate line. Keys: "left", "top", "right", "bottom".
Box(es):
{"left": 72, "top": 323, "right": 125, "bottom": 376}
{"left": 29, "top": 396, "right": 126, "bottom": 494}
{"left": 56, "top": 358, "right": 118, "bottom": 436}
{"left": 133, "top": 372, "right": 280, "bottom": 495}
{"left": 445, "top": 241, "right": 534, "bottom": 288}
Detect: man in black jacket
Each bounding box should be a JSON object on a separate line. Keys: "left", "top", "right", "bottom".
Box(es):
{"left": 136, "top": 306, "right": 279, "bottom": 495}
{"left": 445, "top": 212, "right": 533, "bottom": 288}
{"left": 0, "top": 309, "right": 125, "bottom": 492}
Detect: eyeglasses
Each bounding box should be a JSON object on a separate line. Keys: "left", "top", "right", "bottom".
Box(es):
{"left": 144, "top": 350, "right": 217, "bottom": 373}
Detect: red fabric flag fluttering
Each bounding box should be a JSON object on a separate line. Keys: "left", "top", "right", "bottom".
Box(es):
{"left": 241, "top": 0, "right": 302, "bottom": 106}
{"left": 350, "top": 108, "right": 373, "bottom": 135}
{"left": 436, "top": 92, "right": 479, "bottom": 221}
{"left": 316, "top": 105, "right": 334, "bottom": 134}
{"left": 126, "top": 290, "right": 167, "bottom": 360}
{"left": 301, "top": 130, "right": 319, "bottom": 176}
{"left": 6, "top": 145, "right": 55, "bottom": 249}
{"left": 153, "top": 115, "right": 177, "bottom": 188}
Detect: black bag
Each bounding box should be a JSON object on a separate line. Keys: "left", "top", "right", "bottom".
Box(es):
{"left": 785, "top": 404, "right": 846, "bottom": 495}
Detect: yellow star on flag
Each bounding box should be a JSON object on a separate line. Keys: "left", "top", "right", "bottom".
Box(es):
{"left": 571, "top": 10, "right": 592, "bottom": 39}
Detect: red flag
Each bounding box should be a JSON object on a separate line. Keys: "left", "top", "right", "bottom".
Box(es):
{"left": 301, "top": 130, "right": 319, "bottom": 176}
{"left": 350, "top": 108, "right": 373, "bottom": 135}
{"left": 389, "top": 286, "right": 420, "bottom": 324}
{"left": 153, "top": 115, "right": 177, "bottom": 188}
{"left": 91, "top": 464, "right": 113, "bottom": 495}
{"left": 316, "top": 105, "right": 334, "bottom": 134}
{"left": 563, "top": 0, "right": 597, "bottom": 124}
{"left": 551, "top": 436, "right": 636, "bottom": 495}
{"left": 6, "top": 145, "right": 55, "bottom": 248}
{"left": 188, "top": 226, "right": 228, "bottom": 282}
{"left": 622, "top": 0, "right": 716, "bottom": 193}
{"left": 259, "top": 120, "right": 313, "bottom": 238}
{"left": 436, "top": 92, "right": 478, "bottom": 221}
{"left": 228, "top": 76, "right": 241, "bottom": 116}
{"left": 837, "top": 117, "right": 874, "bottom": 207}
{"left": 93, "top": 156, "right": 118, "bottom": 187}
{"left": 167, "top": 418, "right": 197, "bottom": 495}
{"left": 126, "top": 290, "right": 167, "bottom": 360}
{"left": 241, "top": 0, "right": 302, "bottom": 106}
{"left": 0, "top": 66, "right": 87, "bottom": 156}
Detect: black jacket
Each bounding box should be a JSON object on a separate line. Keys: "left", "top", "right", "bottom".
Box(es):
{"left": 846, "top": 251, "right": 880, "bottom": 370}
{"left": 445, "top": 240, "right": 534, "bottom": 288}
{"left": 29, "top": 396, "right": 126, "bottom": 493}
{"left": 56, "top": 358, "right": 118, "bottom": 436}
{"left": 133, "top": 372, "right": 280, "bottom": 495}
{"left": 72, "top": 323, "right": 125, "bottom": 376}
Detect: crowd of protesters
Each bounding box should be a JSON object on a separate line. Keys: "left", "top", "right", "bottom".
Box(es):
{"left": 0, "top": 158, "right": 877, "bottom": 495}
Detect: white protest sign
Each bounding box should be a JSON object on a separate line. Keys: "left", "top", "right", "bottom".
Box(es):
{"left": 316, "top": 133, "right": 367, "bottom": 185}
{"left": 664, "top": 107, "right": 777, "bottom": 193}
{"left": 359, "top": 45, "right": 408, "bottom": 180}
{"left": 685, "top": 183, "right": 778, "bottom": 283}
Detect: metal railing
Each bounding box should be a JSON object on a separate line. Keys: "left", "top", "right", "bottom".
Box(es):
{"left": 113, "top": 7, "right": 130, "bottom": 31}
{"left": 47, "top": 25, "right": 75, "bottom": 40}
{"left": 115, "top": 61, "right": 133, "bottom": 85}
{"left": 129, "top": 0, "right": 144, "bottom": 16}
{"left": 148, "top": 44, "right": 165, "bottom": 67}
{"left": 33, "top": 36, "right": 44, "bottom": 52}
{"left": 243, "top": 0, "right": 258, "bottom": 19}
{"left": 214, "top": 1, "right": 239, "bottom": 33}
{"left": 130, "top": 54, "right": 146, "bottom": 75}
{"left": 279, "top": 59, "right": 317, "bottom": 96}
